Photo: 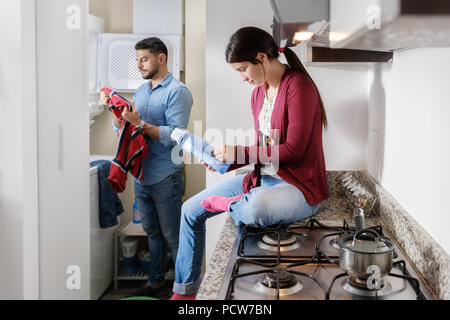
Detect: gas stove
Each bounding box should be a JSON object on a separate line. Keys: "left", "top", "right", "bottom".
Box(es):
{"left": 217, "top": 218, "right": 434, "bottom": 300}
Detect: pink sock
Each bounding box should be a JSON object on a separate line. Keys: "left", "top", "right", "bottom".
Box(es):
{"left": 200, "top": 194, "right": 244, "bottom": 213}
{"left": 170, "top": 293, "right": 197, "bottom": 300}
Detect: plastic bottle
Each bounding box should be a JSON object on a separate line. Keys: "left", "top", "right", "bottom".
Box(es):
{"left": 132, "top": 199, "right": 141, "bottom": 224}
{"left": 171, "top": 128, "right": 231, "bottom": 174}
{"left": 120, "top": 236, "right": 139, "bottom": 276}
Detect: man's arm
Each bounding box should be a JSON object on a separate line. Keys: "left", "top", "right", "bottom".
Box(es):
{"left": 121, "top": 86, "right": 193, "bottom": 146}
{"left": 120, "top": 103, "right": 159, "bottom": 140}
{"left": 158, "top": 86, "right": 193, "bottom": 147}
{"left": 141, "top": 122, "right": 159, "bottom": 140}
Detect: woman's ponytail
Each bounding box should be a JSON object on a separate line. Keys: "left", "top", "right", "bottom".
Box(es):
{"left": 283, "top": 47, "right": 328, "bottom": 129}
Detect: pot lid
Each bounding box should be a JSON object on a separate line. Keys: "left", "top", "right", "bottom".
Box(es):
{"left": 337, "top": 228, "right": 394, "bottom": 254}
{"left": 341, "top": 237, "right": 393, "bottom": 254}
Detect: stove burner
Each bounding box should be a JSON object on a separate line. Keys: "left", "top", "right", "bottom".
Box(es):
{"left": 329, "top": 236, "right": 341, "bottom": 249}
{"left": 257, "top": 230, "right": 300, "bottom": 252}
{"left": 255, "top": 269, "right": 303, "bottom": 296}
{"left": 342, "top": 277, "right": 392, "bottom": 298}
{"left": 263, "top": 230, "right": 297, "bottom": 245}
{"left": 264, "top": 270, "right": 296, "bottom": 288}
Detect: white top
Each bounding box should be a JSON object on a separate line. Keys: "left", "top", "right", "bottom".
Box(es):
{"left": 258, "top": 95, "right": 281, "bottom": 178}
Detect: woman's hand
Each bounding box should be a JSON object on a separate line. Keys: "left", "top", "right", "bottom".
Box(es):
{"left": 212, "top": 145, "right": 236, "bottom": 163}
{"left": 200, "top": 160, "right": 216, "bottom": 172}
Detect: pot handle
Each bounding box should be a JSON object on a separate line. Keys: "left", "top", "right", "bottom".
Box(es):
{"left": 351, "top": 228, "right": 382, "bottom": 248}
{"left": 354, "top": 208, "right": 365, "bottom": 232}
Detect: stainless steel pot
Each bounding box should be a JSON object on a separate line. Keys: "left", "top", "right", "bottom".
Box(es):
{"left": 337, "top": 228, "right": 394, "bottom": 279}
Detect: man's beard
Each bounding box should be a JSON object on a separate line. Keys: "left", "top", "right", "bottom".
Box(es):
{"left": 142, "top": 68, "right": 158, "bottom": 80}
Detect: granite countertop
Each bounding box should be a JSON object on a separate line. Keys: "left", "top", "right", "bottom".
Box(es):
{"left": 196, "top": 173, "right": 381, "bottom": 300}
{"left": 196, "top": 170, "right": 448, "bottom": 300}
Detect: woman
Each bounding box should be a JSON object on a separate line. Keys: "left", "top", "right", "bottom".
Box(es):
{"left": 171, "top": 26, "right": 328, "bottom": 300}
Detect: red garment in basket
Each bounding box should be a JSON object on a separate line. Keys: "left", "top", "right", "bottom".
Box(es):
{"left": 101, "top": 87, "right": 148, "bottom": 193}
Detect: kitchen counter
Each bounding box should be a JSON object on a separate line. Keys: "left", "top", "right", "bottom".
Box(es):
{"left": 196, "top": 171, "right": 381, "bottom": 300}
{"left": 196, "top": 170, "right": 447, "bottom": 300}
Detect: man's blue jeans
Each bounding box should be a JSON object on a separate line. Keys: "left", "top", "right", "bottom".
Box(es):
{"left": 135, "top": 168, "right": 184, "bottom": 286}
{"left": 173, "top": 174, "right": 320, "bottom": 295}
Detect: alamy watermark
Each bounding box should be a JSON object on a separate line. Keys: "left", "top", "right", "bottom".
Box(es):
{"left": 366, "top": 5, "right": 382, "bottom": 30}
{"left": 366, "top": 264, "right": 382, "bottom": 290}
{"left": 66, "top": 5, "right": 81, "bottom": 30}
{"left": 170, "top": 120, "right": 280, "bottom": 171}
{"left": 66, "top": 265, "right": 81, "bottom": 290}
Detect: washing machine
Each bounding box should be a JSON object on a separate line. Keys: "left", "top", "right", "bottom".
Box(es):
{"left": 90, "top": 155, "right": 120, "bottom": 299}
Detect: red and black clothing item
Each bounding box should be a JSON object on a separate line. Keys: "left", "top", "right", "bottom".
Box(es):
{"left": 101, "top": 87, "right": 148, "bottom": 193}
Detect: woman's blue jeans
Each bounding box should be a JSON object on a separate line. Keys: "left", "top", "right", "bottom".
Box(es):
{"left": 173, "top": 174, "right": 320, "bottom": 295}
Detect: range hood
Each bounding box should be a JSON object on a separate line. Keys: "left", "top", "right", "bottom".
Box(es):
{"left": 328, "top": 0, "right": 450, "bottom": 51}
{"left": 269, "top": 0, "right": 329, "bottom": 48}
{"left": 270, "top": 0, "right": 450, "bottom": 54}
{"left": 270, "top": 0, "right": 392, "bottom": 63}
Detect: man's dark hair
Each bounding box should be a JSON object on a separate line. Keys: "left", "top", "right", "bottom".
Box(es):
{"left": 135, "top": 37, "right": 168, "bottom": 60}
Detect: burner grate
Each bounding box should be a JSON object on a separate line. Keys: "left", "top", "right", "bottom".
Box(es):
{"left": 326, "top": 260, "right": 424, "bottom": 300}
{"left": 238, "top": 218, "right": 348, "bottom": 259}
{"left": 226, "top": 258, "right": 327, "bottom": 300}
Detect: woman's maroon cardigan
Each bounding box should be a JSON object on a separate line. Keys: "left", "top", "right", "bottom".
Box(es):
{"left": 227, "top": 68, "right": 328, "bottom": 206}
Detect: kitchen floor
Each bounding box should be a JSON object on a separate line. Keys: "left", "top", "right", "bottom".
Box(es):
{"left": 99, "top": 280, "right": 174, "bottom": 300}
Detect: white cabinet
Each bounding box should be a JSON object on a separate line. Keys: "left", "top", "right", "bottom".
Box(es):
{"left": 133, "top": 0, "right": 183, "bottom": 35}
{"left": 36, "top": 0, "right": 90, "bottom": 299}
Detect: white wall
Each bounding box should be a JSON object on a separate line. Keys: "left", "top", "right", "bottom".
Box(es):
{"left": 185, "top": 0, "right": 207, "bottom": 201}
{"left": 205, "top": 0, "right": 370, "bottom": 264}
{"left": 370, "top": 48, "right": 450, "bottom": 254}
{"left": 306, "top": 64, "right": 369, "bottom": 170}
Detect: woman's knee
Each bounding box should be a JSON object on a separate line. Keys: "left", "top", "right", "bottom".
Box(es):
{"left": 181, "top": 196, "right": 206, "bottom": 226}
{"left": 181, "top": 200, "right": 194, "bottom": 223}
{"left": 237, "top": 187, "right": 308, "bottom": 227}
{"left": 242, "top": 196, "right": 272, "bottom": 226}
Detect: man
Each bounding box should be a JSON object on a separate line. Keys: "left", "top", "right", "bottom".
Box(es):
{"left": 101, "top": 37, "right": 193, "bottom": 298}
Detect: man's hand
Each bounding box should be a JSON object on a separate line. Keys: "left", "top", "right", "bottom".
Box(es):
{"left": 100, "top": 90, "right": 110, "bottom": 106}
{"left": 122, "top": 102, "right": 141, "bottom": 126}
{"left": 111, "top": 112, "right": 122, "bottom": 129}
{"left": 212, "top": 145, "right": 236, "bottom": 163}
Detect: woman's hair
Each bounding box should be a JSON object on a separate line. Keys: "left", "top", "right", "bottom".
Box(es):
{"left": 225, "top": 27, "right": 328, "bottom": 129}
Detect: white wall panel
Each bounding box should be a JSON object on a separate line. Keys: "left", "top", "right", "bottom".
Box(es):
{"left": 372, "top": 48, "right": 450, "bottom": 254}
